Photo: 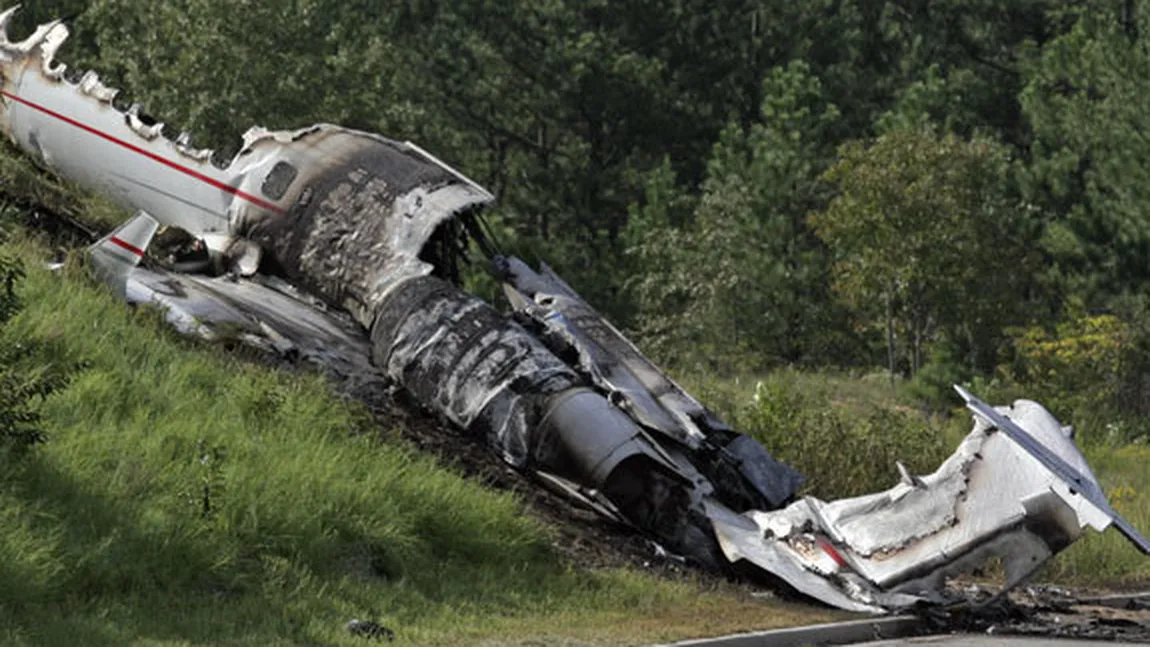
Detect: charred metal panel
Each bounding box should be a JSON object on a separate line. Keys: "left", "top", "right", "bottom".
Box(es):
{"left": 240, "top": 130, "right": 491, "bottom": 328}
{"left": 370, "top": 275, "right": 581, "bottom": 468}
{"left": 367, "top": 275, "right": 718, "bottom": 565}
{"left": 500, "top": 257, "right": 802, "bottom": 509}
{"left": 501, "top": 257, "right": 715, "bottom": 445}
{"left": 722, "top": 435, "right": 807, "bottom": 510}
{"left": 539, "top": 388, "right": 687, "bottom": 488}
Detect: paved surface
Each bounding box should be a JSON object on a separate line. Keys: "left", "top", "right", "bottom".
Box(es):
{"left": 655, "top": 616, "right": 923, "bottom": 647}
{"left": 656, "top": 587, "right": 1150, "bottom": 646}
{"left": 857, "top": 636, "right": 1150, "bottom": 646}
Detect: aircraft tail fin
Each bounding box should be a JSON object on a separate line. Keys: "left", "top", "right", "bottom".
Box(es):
{"left": 88, "top": 211, "right": 159, "bottom": 295}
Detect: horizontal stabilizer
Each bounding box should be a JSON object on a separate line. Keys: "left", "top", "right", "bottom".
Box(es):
{"left": 88, "top": 211, "right": 158, "bottom": 295}
{"left": 955, "top": 384, "right": 1150, "bottom": 554}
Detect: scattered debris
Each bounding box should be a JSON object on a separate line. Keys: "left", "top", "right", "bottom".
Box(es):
{"left": 923, "top": 584, "right": 1150, "bottom": 643}
{"left": 345, "top": 619, "right": 395, "bottom": 641}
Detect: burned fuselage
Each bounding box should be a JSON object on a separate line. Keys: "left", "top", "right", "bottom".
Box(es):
{"left": 1, "top": 7, "right": 1146, "bottom": 614}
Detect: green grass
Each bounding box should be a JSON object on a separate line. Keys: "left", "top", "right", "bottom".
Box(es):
{"left": 1043, "top": 441, "right": 1150, "bottom": 586}
{"left": 0, "top": 236, "right": 836, "bottom": 646}
{"left": 0, "top": 141, "right": 127, "bottom": 231}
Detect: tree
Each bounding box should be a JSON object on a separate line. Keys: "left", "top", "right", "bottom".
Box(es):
{"left": 625, "top": 62, "right": 847, "bottom": 369}
{"left": 1019, "top": 0, "right": 1150, "bottom": 306}
{"left": 75, "top": 0, "right": 416, "bottom": 154}
{"left": 810, "top": 129, "right": 1031, "bottom": 378}
{"left": 877, "top": 0, "right": 1060, "bottom": 145}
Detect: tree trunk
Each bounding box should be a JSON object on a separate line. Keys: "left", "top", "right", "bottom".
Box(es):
{"left": 912, "top": 324, "right": 921, "bottom": 377}
{"left": 886, "top": 292, "right": 896, "bottom": 388}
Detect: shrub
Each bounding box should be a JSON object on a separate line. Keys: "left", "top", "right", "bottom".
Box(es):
{"left": 0, "top": 224, "right": 78, "bottom": 451}
{"left": 735, "top": 377, "right": 951, "bottom": 499}
{"left": 1010, "top": 311, "right": 1124, "bottom": 413}
{"left": 1001, "top": 300, "right": 1150, "bottom": 443}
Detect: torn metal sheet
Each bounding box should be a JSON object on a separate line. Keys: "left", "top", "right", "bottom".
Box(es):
{"left": 89, "top": 212, "right": 381, "bottom": 382}
{"left": 743, "top": 395, "right": 1144, "bottom": 608}
{"left": 4, "top": 6, "right": 1148, "bottom": 616}
{"left": 956, "top": 386, "right": 1150, "bottom": 554}
{"left": 499, "top": 257, "right": 803, "bottom": 510}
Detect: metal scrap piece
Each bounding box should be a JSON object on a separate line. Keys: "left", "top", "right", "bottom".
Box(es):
{"left": 956, "top": 386, "right": 1150, "bottom": 554}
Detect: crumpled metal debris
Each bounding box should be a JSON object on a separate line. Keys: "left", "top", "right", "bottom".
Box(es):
{"left": 345, "top": 619, "right": 395, "bottom": 641}
{"left": 1, "top": 6, "right": 1146, "bottom": 614}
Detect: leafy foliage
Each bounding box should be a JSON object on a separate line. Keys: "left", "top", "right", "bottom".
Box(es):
{"left": 735, "top": 376, "right": 951, "bottom": 498}
{"left": 811, "top": 129, "right": 1032, "bottom": 376}
{"left": 1012, "top": 310, "right": 1126, "bottom": 414}
{"left": 10, "top": 0, "right": 1150, "bottom": 420}
{"left": 0, "top": 242, "right": 72, "bottom": 451}
{"left": 999, "top": 297, "right": 1150, "bottom": 443}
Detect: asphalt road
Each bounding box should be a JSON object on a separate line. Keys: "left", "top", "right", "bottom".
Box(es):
{"left": 857, "top": 636, "right": 1150, "bottom": 646}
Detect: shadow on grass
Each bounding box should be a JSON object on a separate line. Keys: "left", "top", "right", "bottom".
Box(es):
{"left": 0, "top": 445, "right": 639, "bottom": 646}
{"left": 0, "top": 452, "right": 329, "bottom": 646}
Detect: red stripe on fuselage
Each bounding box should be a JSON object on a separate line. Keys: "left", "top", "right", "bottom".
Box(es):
{"left": 0, "top": 90, "right": 285, "bottom": 214}
{"left": 816, "top": 537, "right": 848, "bottom": 569}
{"left": 108, "top": 236, "right": 145, "bottom": 258}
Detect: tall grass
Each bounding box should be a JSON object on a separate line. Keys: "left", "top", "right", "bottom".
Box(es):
{"left": 1042, "top": 442, "right": 1150, "bottom": 586}
{"left": 680, "top": 368, "right": 958, "bottom": 498}
{"left": 0, "top": 238, "right": 834, "bottom": 645}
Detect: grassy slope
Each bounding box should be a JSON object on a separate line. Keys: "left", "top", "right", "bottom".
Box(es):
{"left": 0, "top": 237, "right": 836, "bottom": 646}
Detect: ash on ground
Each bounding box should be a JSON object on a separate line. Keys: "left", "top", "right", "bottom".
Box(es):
{"left": 920, "top": 583, "right": 1150, "bottom": 642}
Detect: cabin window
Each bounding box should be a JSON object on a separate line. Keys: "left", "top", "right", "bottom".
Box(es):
{"left": 261, "top": 161, "right": 298, "bottom": 200}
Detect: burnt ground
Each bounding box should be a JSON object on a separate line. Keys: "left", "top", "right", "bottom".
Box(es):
{"left": 13, "top": 202, "right": 1150, "bottom": 641}
{"left": 923, "top": 584, "right": 1150, "bottom": 642}
{"left": 350, "top": 379, "right": 705, "bottom": 579}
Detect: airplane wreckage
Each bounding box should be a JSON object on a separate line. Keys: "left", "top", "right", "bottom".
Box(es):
{"left": 1, "top": 7, "right": 1147, "bottom": 615}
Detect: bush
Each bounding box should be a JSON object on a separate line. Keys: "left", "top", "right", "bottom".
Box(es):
{"left": 1000, "top": 300, "right": 1150, "bottom": 444}
{"left": 735, "top": 377, "right": 952, "bottom": 499}
{"left": 1010, "top": 311, "right": 1123, "bottom": 413}
{"left": 0, "top": 253, "right": 74, "bottom": 451}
